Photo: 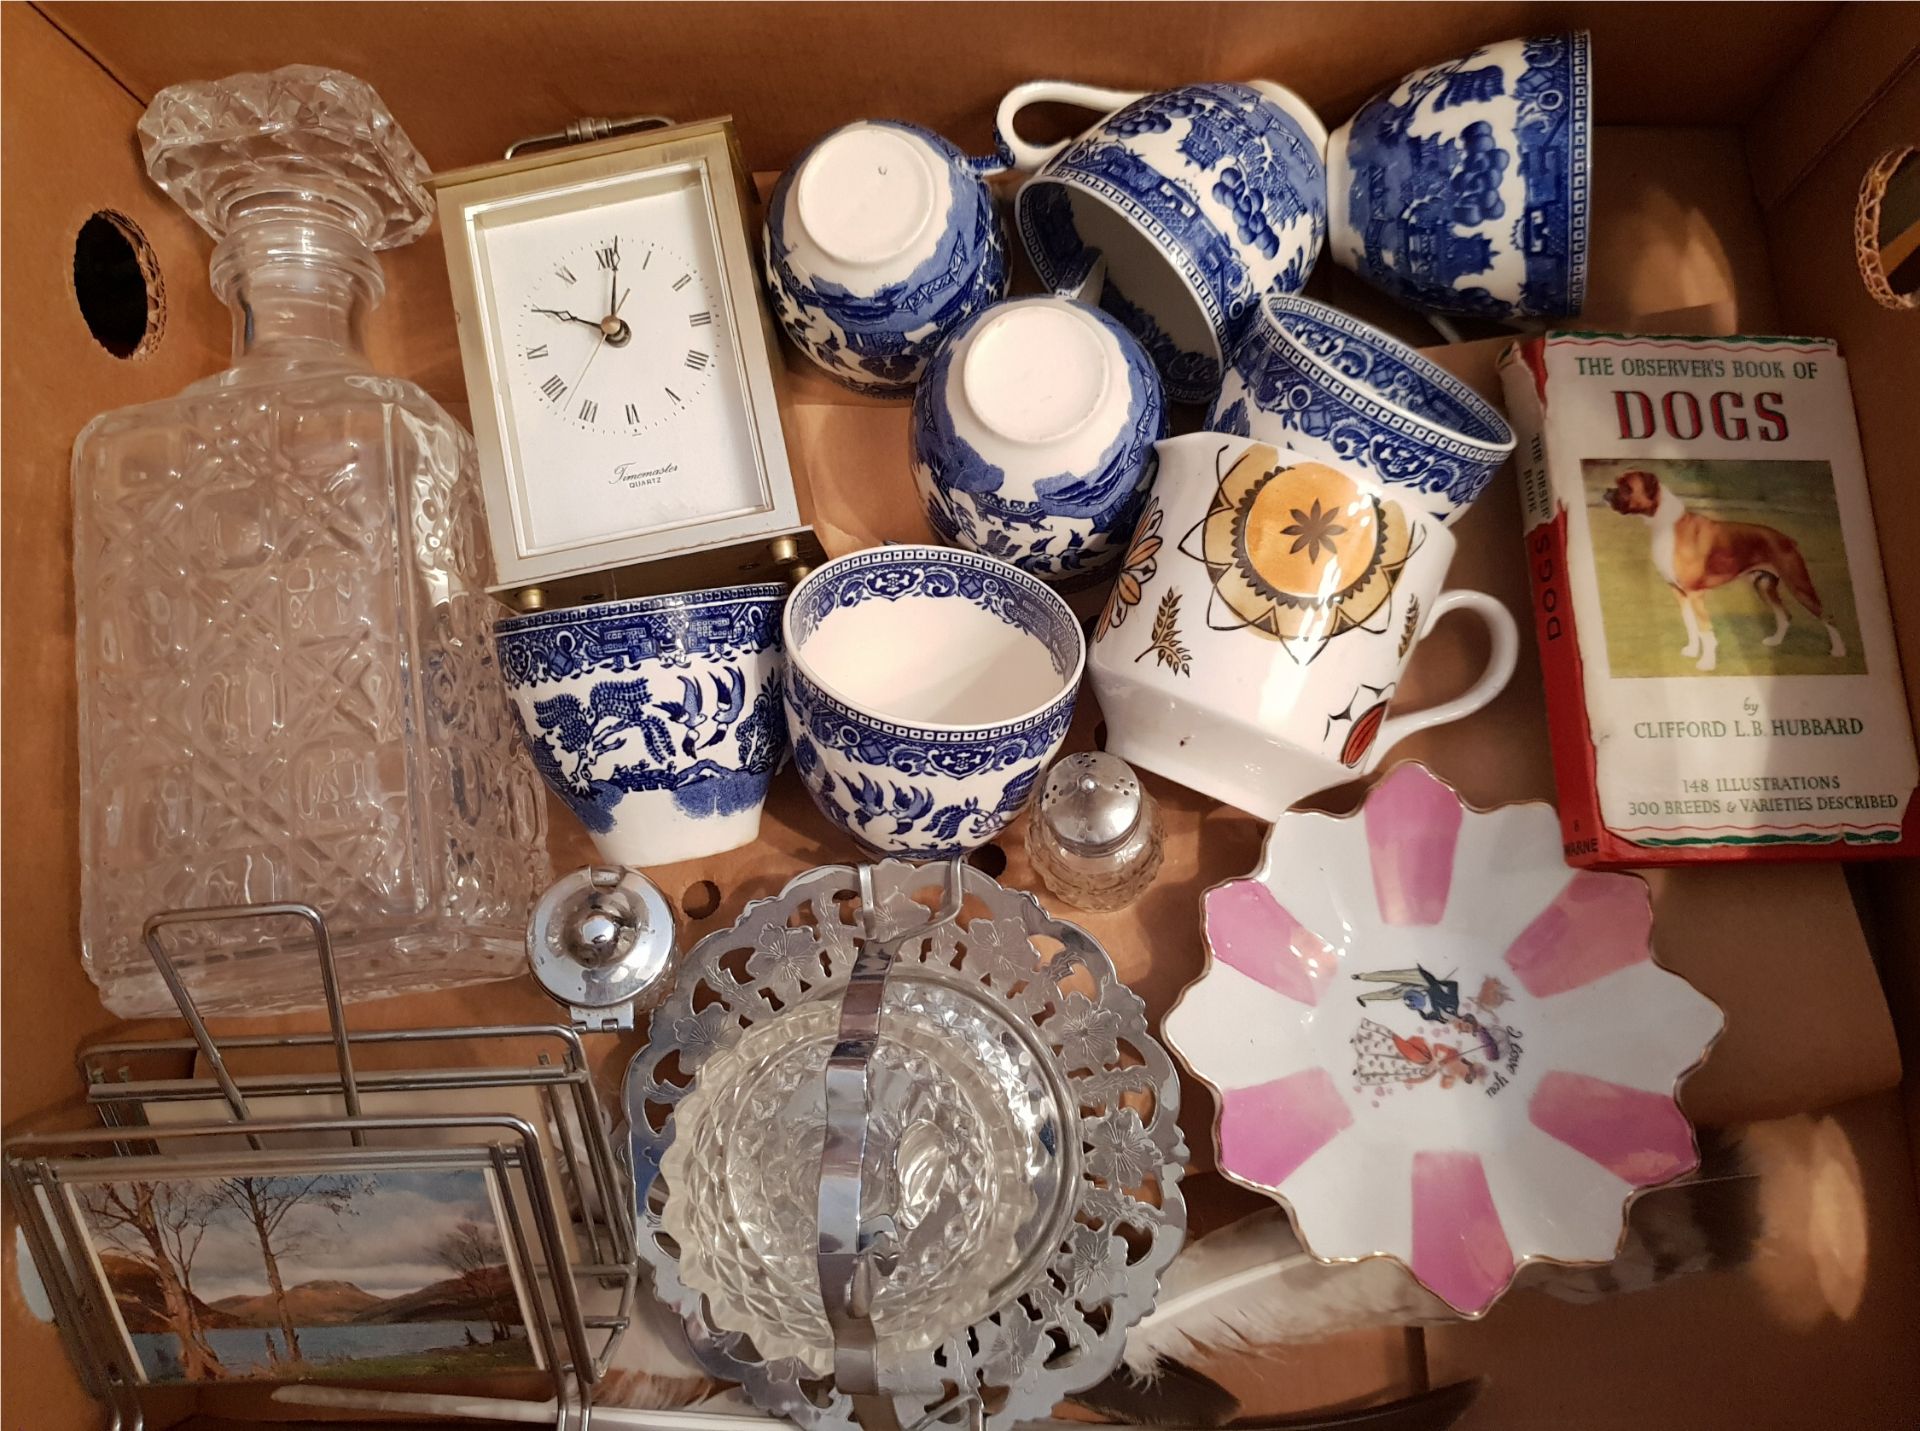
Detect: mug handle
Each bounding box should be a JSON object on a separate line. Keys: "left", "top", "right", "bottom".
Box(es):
{"left": 1245, "top": 79, "right": 1330, "bottom": 158}
{"left": 1370, "top": 590, "right": 1519, "bottom": 756}
{"left": 994, "top": 81, "right": 1147, "bottom": 171}
{"left": 1054, "top": 250, "right": 1108, "bottom": 304}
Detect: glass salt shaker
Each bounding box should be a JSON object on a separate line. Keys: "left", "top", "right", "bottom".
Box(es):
{"left": 70, "top": 66, "right": 547, "bottom": 1015}
{"left": 1025, "top": 752, "right": 1163, "bottom": 911}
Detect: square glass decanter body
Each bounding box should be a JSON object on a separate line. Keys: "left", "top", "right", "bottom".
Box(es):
{"left": 73, "top": 371, "right": 548, "bottom": 1016}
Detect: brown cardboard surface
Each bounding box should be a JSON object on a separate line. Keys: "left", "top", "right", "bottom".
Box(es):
{"left": 1427, "top": 1092, "right": 1920, "bottom": 1431}
{"left": 4, "top": 4, "right": 1915, "bottom": 1426}
{"left": 1755, "top": 37, "right": 1920, "bottom": 1205}
{"left": 40, "top": 2, "right": 1837, "bottom": 173}
{"left": 1746, "top": 2, "right": 1920, "bottom": 210}
{"left": 0, "top": 3, "right": 225, "bottom": 1130}
{"left": 0, "top": 8, "right": 223, "bottom": 1427}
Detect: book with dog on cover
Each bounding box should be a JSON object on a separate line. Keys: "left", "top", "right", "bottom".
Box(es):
{"left": 1500, "top": 331, "right": 1918, "bottom": 867}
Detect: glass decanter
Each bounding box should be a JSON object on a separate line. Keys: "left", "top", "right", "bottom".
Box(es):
{"left": 72, "top": 66, "right": 548, "bottom": 1016}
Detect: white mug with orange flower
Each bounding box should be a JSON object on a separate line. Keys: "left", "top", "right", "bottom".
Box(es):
{"left": 1088, "top": 433, "right": 1516, "bottom": 819}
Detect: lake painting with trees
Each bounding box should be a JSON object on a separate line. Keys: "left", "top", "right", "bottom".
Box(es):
{"left": 69, "top": 1167, "right": 541, "bottom": 1382}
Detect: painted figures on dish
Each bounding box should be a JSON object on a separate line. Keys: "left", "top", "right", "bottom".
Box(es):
{"left": 1351, "top": 968, "right": 1522, "bottom": 1095}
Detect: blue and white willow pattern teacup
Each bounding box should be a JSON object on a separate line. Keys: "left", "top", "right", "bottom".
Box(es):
{"left": 783, "top": 547, "right": 1084, "bottom": 858}
{"left": 496, "top": 585, "right": 787, "bottom": 867}
{"left": 1208, "top": 295, "right": 1514, "bottom": 522}
{"left": 763, "top": 119, "right": 1008, "bottom": 395}
{"left": 1001, "top": 80, "right": 1328, "bottom": 404}
{"left": 912, "top": 294, "right": 1166, "bottom": 591}
{"left": 1328, "top": 32, "right": 1592, "bottom": 319}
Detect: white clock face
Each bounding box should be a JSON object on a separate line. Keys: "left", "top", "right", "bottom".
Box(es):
{"left": 476, "top": 166, "right": 770, "bottom": 556}
{"left": 514, "top": 234, "right": 718, "bottom": 437}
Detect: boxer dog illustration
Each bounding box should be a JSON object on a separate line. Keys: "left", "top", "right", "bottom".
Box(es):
{"left": 1605, "top": 468, "right": 1845, "bottom": 672}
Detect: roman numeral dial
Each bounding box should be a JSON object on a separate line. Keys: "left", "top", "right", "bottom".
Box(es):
{"left": 514, "top": 233, "right": 724, "bottom": 436}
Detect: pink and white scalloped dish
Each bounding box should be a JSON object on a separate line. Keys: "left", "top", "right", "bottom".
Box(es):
{"left": 1164, "top": 762, "right": 1724, "bottom": 1316}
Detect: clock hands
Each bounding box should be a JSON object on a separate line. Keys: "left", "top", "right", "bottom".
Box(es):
{"left": 604, "top": 234, "right": 622, "bottom": 321}
{"left": 532, "top": 305, "right": 600, "bottom": 330}
{"left": 601, "top": 235, "right": 634, "bottom": 347}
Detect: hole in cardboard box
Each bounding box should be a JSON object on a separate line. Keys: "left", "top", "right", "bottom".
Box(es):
{"left": 73, "top": 210, "right": 162, "bottom": 357}
{"left": 969, "top": 843, "right": 1008, "bottom": 879}
{"left": 681, "top": 879, "right": 722, "bottom": 920}
{"left": 1857, "top": 147, "right": 1919, "bottom": 311}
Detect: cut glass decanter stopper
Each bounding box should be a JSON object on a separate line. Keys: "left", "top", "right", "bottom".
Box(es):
{"left": 138, "top": 64, "right": 435, "bottom": 246}
{"left": 71, "top": 67, "right": 547, "bottom": 1016}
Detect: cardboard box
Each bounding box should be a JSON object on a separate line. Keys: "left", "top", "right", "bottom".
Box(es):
{"left": 4, "top": 4, "right": 1918, "bottom": 1428}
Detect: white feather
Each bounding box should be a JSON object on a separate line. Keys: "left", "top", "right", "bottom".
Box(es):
{"left": 1122, "top": 1208, "right": 1448, "bottom": 1376}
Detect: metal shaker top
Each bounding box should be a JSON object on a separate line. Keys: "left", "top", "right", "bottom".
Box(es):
{"left": 527, "top": 866, "right": 677, "bottom": 1025}
{"left": 1036, "top": 751, "right": 1146, "bottom": 856}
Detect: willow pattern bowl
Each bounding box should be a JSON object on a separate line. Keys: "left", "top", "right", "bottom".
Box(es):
{"left": 783, "top": 546, "right": 1083, "bottom": 857}
{"left": 763, "top": 119, "right": 1008, "bottom": 394}
{"left": 1165, "top": 762, "right": 1723, "bottom": 1316}
{"left": 495, "top": 584, "right": 786, "bottom": 867}
{"left": 911, "top": 294, "right": 1166, "bottom": 591}
{"left": 1327, "top": 32, "right": 1592, "bottom": 319}
{"left": 1208, "top": 295, "right": 1515, "bottom": 522}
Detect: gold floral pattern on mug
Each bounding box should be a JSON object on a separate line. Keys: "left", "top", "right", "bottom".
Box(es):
{"left": 1096, "top": 497, "right": 1166, "bottom": 641}
{"left": 1178, "top": 447, "right": 1419, "bottom": 661}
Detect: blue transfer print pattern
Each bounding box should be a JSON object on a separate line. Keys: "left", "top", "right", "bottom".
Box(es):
{"left": 495, "top": 587, "right": 787, "bottom": 834}
{"left": 783, "top": 551, "right": 1079, "bottom": 857}
{"left": 1015, "top": 84, "right": 1326, "bottom": 404}
{"left": 788, "top": 549, "right": 1083, "bottom": 674}
{"left": 1340, "top": 33, "right": 1589, "bottom": 318}
{"left": 1208, "top": 298, "right": 1513, "bottom": 517}
{"left": 1265, "top": 304, "right": 1509, "bottom": 440}
{"left": 911, "top": 302, "right": 1166, "bottom": 582}
{"left": 764, "top": 122, "right": 1009, "bottom": 394}
{"left": 1098, "top": 280, "right": 1223, "bottom": 401}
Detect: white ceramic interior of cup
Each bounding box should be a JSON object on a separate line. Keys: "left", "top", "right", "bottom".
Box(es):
{"left": 1053, "top": 185, "right": 1218, "bottom": 368}
{"left": 791, "top": 554, "right": 1081, "bottom": 728}
{"left": 804, "top": 600, "right": 1062, "bottom": 724}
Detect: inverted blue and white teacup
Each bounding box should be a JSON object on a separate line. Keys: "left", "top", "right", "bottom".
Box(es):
{"left": 783, "top": 546, "right": 1083, "bottom": 858}
{"left": 911, "top": 294, "right": 1166, "bottom": 593}
{"left": 1208, "top": 295, "right": 1514, "bottom": 522}
{"left": 1328, "top": 32, "right": 1593, "bottom": 319}
{"left": 495, "top": 584, "right": 787, "bottom": 868}
{"left": 1001, "top": 80, "right": 1328, "bottom": 404}
{"left": 763, "top": 119, "right": 1009, "bottom": 395}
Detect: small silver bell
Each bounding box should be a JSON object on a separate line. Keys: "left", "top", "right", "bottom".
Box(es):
{"left": 1026, "top": 752, "right": 1163, "bottom": 911}
{"left": 527, "top": 867, "right": 678, "bottom": 1031}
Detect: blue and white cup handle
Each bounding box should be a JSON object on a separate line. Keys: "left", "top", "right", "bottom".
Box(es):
{"left": 1371, "top": 590, "right": 1519, "bottom": 756}
{"left": 997, "top": 79, "right": 1329, "bottom": 170}
{"left": 1052, "top": 250, "right": 1108, "bottom": 304}
{"left": 993, "top": 80, "right": 1148, "bottom": 170}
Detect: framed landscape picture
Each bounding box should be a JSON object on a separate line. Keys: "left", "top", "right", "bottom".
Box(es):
{"left": 64, "top": 1162, "right": 544, "bottom": 1383}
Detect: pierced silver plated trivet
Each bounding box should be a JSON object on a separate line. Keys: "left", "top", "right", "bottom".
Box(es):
{"left": 625, "top": 858, "right": 1188, "bottom": 1431}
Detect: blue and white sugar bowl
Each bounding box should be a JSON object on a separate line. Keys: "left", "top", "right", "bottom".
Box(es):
{"left": 1328, "top": 32, "right": 1592, "bottom": 319}
{"left": 495, "top": 584, "right": 788, "bottom": 868}
{"left": 763, "top": 119, "right": 1009, "bottom": 395}
{"left": 1000, "top": 80, "right": 1328, "bottom": 404}
{"left": 1208, "top": 294, "right": 1515, "bottom": 522}
{"left": 783, "top": 546, "right": 1083, "bottom": 859}
{"left": 912, "top": 295, "right": 1166, "bottom": 591}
